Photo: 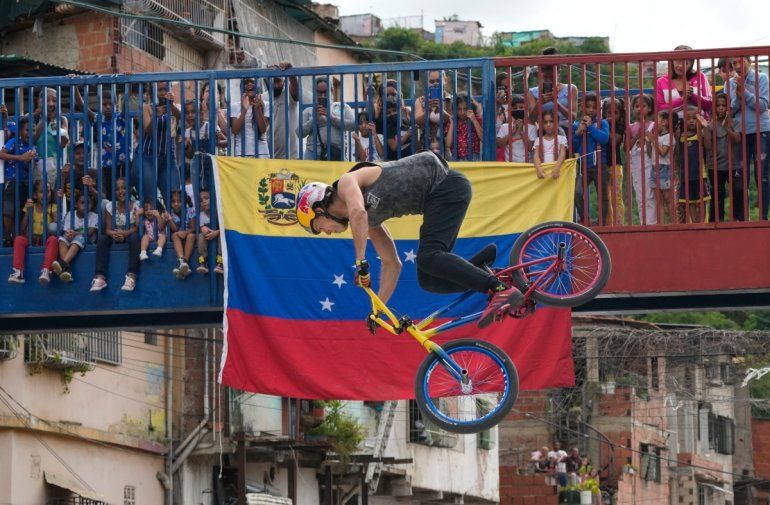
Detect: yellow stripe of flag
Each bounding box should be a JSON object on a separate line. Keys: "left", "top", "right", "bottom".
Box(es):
{"left": 214, "top": 157, "right": 577, "bottom": 239}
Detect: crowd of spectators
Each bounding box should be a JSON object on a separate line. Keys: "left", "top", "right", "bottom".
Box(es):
{"left": 531, "top": 442, "right": 600, "bottom": 490}
{"left": 1, "top": 49, "right": 768, "bottom": 288}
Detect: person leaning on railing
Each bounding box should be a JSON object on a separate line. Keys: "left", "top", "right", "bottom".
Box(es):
{"left": 261, "top": 61, "right": 300, "bottom": 159}
{"left": 1, "top": 115, "right": 36, "bottom": 246}
{"left": 655, "top": 45, "right": 713, "bottom": 121}
{"left": 724, "top": 54, "right": 770, "bottom": 220}
{"left": 130, "top": 82, "right": 181, "bottom": 206}
{"left": 32, "top": 87, "right": 68, "bottom": 187}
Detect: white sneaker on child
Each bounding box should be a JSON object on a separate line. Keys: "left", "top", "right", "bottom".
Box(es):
{"left": 121, "top": 274, "right": 136, "bottom": 292}
{"left": 8, "top": 268, "right": 24, "bottom": 284}
{"left": 178, "top": 260, "right": 191, "bottom": 278}
{"left": 153, "top": 246, "right": 163, "bottom": 257}
{"left": 90, "top": 277, "right": 107, "bottom": 292}
{"left": 39, "top": 269, "right": 51, "bottom": 285}
{"left": 139, "top": 250, "right": 149, "bottom": 261}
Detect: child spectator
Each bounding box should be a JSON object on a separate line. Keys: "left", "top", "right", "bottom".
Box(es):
{"left": 1, "top": 115, "right": 37, "bottom": 245}
{"left": 196, "top": 189, "right": 223, "bottom": 275}
{"left": 379, "top": 80, "right": 413, "bottom": 160}
{"left": 73, "top": 85, "right": 127, "bottom": 190}
{"left": 628, "top": 94, "right": 658, "bottom": 225}
{"left": 351, "top": 112, "right": 383, "bottom": 162}
{"left": 572, "top": 94, "right": 610, "bottom": 224}
{"left": 33, "top": 87, "right": 69, "bottom": 186}
{"left": 451, "top": 94, "right": 483, "bottom": 161}
{"left": 166, "top": 190, "right": 197, "bottom": 279}
{"left": 8, "top": 180, "right": 58, "bottom": 284}
{"left": 53, "top": 191, "right": 98, "bottom": 283}
{"left": 184, "top": 99, "right": 227, "bottom": 190}
{"left": 678, "top": 107, "right": 711, "bottom": 223}
{"left": 703, "top": 92, "right": 742, "bottom": 221}
{"left": 533, "top": 110, "right": 567, "bottom": 179}
{"left": 138, "top": 199, "right": 167, "bottom": 261}
{"left": 90, "top": 178, "right": 141, "bottom": 292}
{"left": 496, "top": 94, "right": 537, "bottom": 162}
{"left": 651, "top": 110, "right": 676, "bottom": 223}
{"left": 602, "top": 97, "right": 627, "bottom": 225}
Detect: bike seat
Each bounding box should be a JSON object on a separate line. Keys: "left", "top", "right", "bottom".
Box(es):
{"left": 468, "top": 243, "right": 497, "bottom": 269}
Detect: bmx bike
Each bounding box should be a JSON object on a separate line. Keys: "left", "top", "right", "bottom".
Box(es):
{"left": 359, "top": 221, "right": 610, "bottom": 434}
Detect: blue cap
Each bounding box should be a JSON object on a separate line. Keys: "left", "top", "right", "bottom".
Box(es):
{"left": 6, "top": 121, "right": 17, "bottom": 136}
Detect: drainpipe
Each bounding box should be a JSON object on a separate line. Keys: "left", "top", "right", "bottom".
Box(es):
{"left": 171, "top": 329, "right": 214, "bottom": 475}
{"left": 166, "top": 332, "right": 174, "bottom": 505}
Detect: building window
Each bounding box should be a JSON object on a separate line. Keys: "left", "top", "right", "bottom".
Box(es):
{"left": 89, "top": 331, "right": 121, "bottom": 364}
{"left": 124, "top": 485, "right": 136, "bottom": 505}
{"left": 650, "top": 357, "right": 659, "bottom": 390}
{"left": 476, "top": 399, "right": 493, "bottom": 450}
{"left": 408, "top": 400, "right": 457, "bottom": 448}
{"left": 122, "top": 19, "right": 166, "bottom": 60}
{"left": 713, "top": 415, "right": 735, "bottom": 455}
{"left": 640, "top": 443, "right": 661, "bottom": 483}
{"left": 144, "top": 331, "right": 158, "bottom": 346}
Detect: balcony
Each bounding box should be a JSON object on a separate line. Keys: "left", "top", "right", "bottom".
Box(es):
{"left": 0, "top": 335, "right": 19, "bottom": 361}
{"left": 123, "top": 0, "right": 227, "bottom": 49}
{"left": 23, "top": 333, "right": 97, "bottom": 372}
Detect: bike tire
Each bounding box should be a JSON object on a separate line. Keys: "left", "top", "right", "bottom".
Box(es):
{"left": 414, "top": 339, "right": 519, "bottom": 435}
{"left": 508, "top": 221, "right": 611, "bottom": 307}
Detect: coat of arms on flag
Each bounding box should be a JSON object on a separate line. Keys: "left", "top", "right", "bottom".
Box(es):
{"left": 257, "top": 168, "right": 304, "bottom": 225}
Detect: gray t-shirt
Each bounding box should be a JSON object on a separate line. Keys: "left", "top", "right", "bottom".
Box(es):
{"left": 356, "top": 152, "right": 448, "bottom": 227}
{"left": 262, "top": 90, "right": 299, "bottom": 159}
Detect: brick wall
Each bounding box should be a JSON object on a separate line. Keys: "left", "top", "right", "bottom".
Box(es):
{"left": 72, "top": 13, "right": 118, "bottom": 73}
{"left": 754, "top": 418, "right": 770, "bottom": 479}
{"left": 499, "top": 468, "right": 558, "bottom": 505}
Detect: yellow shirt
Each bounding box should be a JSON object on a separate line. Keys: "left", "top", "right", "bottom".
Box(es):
{"left": 31, "top": 203, "right": 57, "bottom": 236}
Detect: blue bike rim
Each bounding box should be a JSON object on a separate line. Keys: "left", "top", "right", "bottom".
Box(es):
{"left": 421, "top": 345, "right": 511, "bottom": 427}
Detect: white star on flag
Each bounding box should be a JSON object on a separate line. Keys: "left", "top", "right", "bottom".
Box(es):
{"left": 332, "top": 274, "right": 347, "bottom": 288}
{"left": 404, "top": 249, "right": 417, "bottom": 263}
{"left": 320, "top": 297, "right": 335, "bottom": 311}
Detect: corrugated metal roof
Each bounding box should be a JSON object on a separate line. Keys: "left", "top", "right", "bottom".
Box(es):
{"left": 0, "top": 54, "right": 87, "bottom": 78}
{"left": 0, "top": 0, "right": 123, "bottom": 31}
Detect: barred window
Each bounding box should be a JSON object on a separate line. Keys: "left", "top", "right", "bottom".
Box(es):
{"left": 89, "top": 331, "right": 122, "bottom": 365}
{"left": 124, "top": 485, "right": 136, "bottom": 505}
{"left": 640, "top": 443, "right": 661, "bottom": 483}
{"left": 408, "top": 400, "right": 457, "bottom": 448}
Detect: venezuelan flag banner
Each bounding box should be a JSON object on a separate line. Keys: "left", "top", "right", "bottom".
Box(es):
{"left": 214, "top": 157, "right": 577, "bottom": 399}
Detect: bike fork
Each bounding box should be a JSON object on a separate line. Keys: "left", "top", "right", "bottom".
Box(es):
{"left": 432, "top": 346, "right": 470, "bottom": 387}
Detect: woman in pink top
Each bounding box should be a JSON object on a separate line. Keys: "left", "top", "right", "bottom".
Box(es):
{"left": 656, "top": 45, "right": 713, "bottom": 120}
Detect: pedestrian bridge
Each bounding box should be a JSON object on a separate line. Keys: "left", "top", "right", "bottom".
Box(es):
{"left": 2, "top": 47, "right": 769, "bottom": 332}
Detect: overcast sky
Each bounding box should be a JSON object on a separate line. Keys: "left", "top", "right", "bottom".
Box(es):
{"left": 332, "top": 0, "right": 770, "bottom": 53}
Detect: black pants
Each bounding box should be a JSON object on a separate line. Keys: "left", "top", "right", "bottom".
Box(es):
{"left": 575, "top": 163, "right": 610, "bottom": 225}
{"left": 95, "top": 233, "right": 140, "bottom": 277}
{"left": 416, "top": 170, "right": 499, "bottom": 294}
{"left": 708, "top": 170, "right": 744, "bottom": 222}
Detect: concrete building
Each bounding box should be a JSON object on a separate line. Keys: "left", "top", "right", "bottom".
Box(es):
{"left": 434, "top": 19, "right": 483, "bottom": 47}
{"left": 496, "top": 30, "right": 610, "bottom": 50}
{"left": 497, "top": 319, "right": 751, "bottom": 505}
{"left": 0, "top": 0, "right": 368, "bottom": 77}
{"left": 339, "top": 13, "right": 383, "bottom": 44}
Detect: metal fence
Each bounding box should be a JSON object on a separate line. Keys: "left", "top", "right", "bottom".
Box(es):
{"left": 1, "top": 48, "right": 769, "bottom": 262}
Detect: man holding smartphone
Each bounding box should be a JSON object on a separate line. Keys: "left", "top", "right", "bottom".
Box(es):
{"left": 299, "top": 77, "right": 355, "bottom": 161}
{"left": 413, "top": 70, "right": 453, "bottom": 157}
{"left": 230, "top": 77, "right": 268, "bottom": 158}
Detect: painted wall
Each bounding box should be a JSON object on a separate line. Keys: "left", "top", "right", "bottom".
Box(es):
{"left": 598, "top": 224, "right": 770, "bottom": 294}
{"left": 0, "top": 430, "right": 164, "bottom": 504}
{"left": 313, "top": 31, "right": 360, "bottom": 103}
{"left": 0, "top": 332, "right": 168, "bottom": 443}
